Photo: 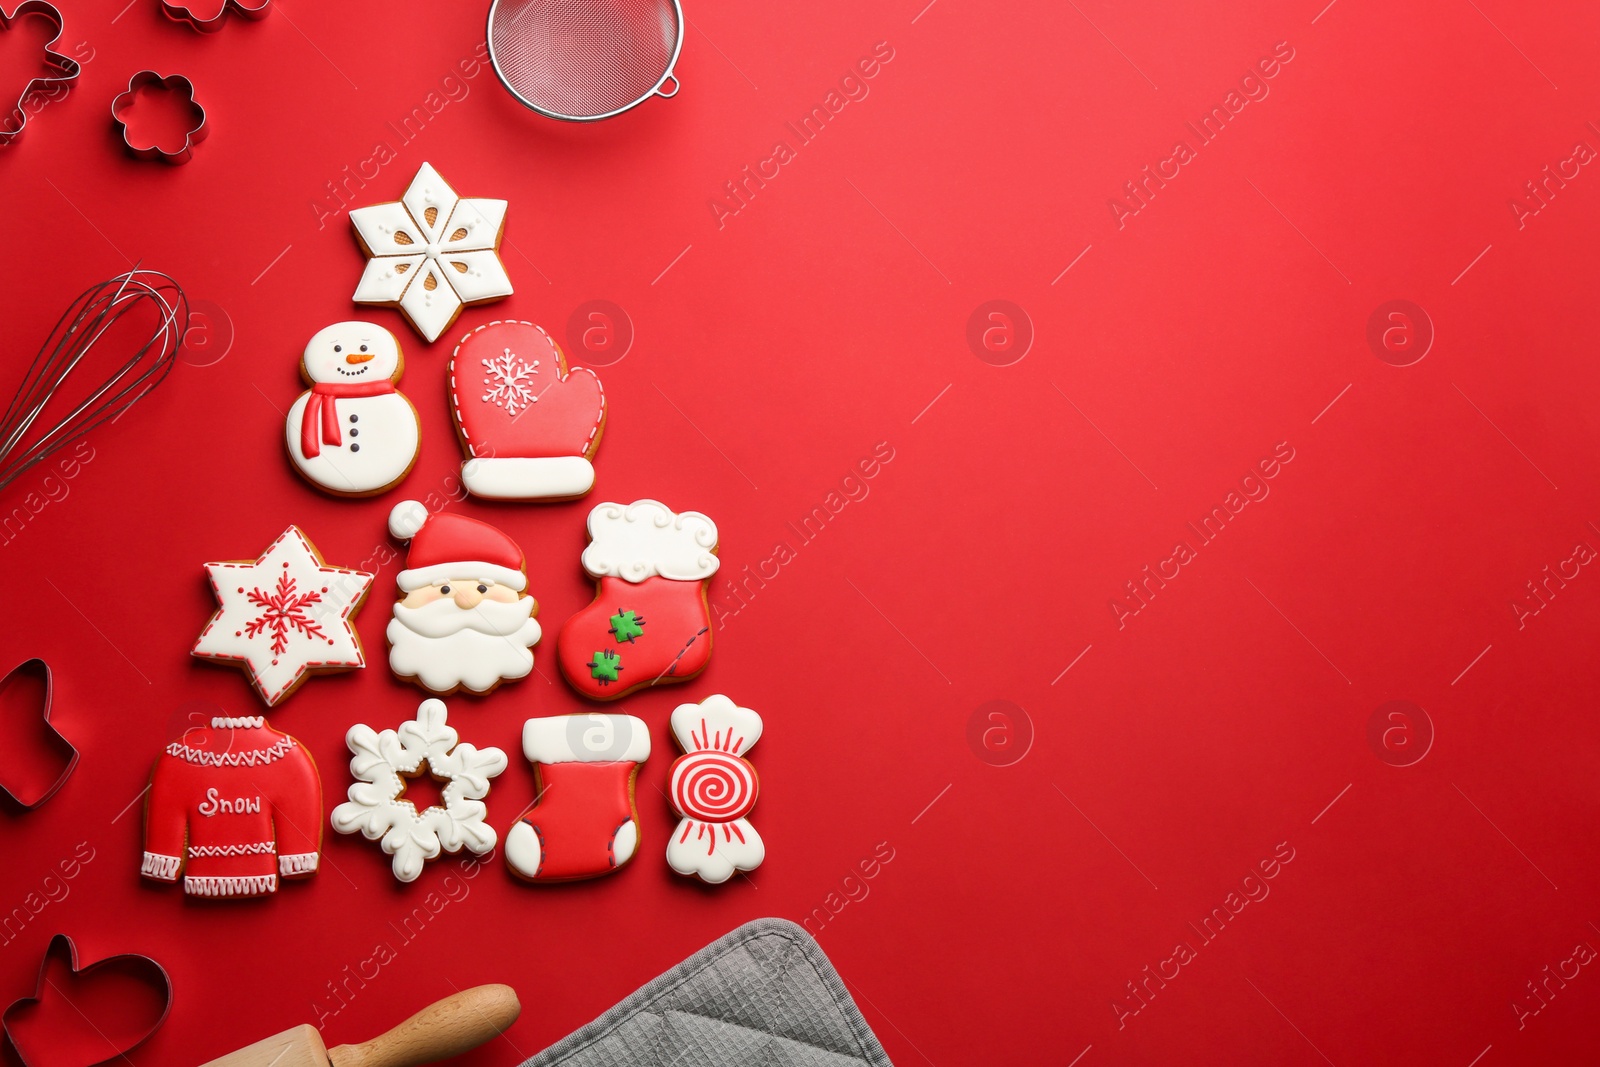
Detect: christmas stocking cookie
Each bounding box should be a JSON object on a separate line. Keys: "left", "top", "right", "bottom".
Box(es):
{"left": 504, "top": 714, "right": 650, "bottom": 882}
{"left": 449, "top": 320, "right": 605, "bottom": 501}
{"left": 666, "top": 694, "right": 764, "bottom": 884}
{"left": 556, "top": 500, "right": 719, "bottom": 701}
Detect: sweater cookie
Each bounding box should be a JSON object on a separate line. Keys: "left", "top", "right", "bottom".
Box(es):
{"left": 142, "top": 716, "right": 322, "bottom": 898}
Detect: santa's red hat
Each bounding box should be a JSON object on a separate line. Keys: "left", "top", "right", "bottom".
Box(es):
{"left": 388, "top": 501, "right": 527, "bottom": 592}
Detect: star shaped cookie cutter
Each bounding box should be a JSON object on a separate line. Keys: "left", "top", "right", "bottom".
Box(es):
{"left": 112, "top": 71, "right": 208, "bottom": 165}
{"left": 0, "top": 1, "right": 83, "bottom": 146}
{"left": 0, "top": 659, "right": 78, "bottom": 810}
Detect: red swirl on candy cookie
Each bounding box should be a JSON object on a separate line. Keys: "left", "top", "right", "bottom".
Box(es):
{"left": 670, "top": 751, "right": 757, "bottom": 823}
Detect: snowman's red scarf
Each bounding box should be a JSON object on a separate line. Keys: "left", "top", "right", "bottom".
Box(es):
{"left": 302, "top": 381, "right": 394, "bottom": 457}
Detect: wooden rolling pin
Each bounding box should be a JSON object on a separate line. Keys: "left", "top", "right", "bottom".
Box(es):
{"left": 201, "top": 984, "right": 520, "bottom": 1067}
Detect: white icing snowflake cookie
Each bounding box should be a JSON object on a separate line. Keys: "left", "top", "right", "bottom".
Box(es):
{"left": 330, "top": 698, "right": 508, "bottom": 882}
{"left": 349, "top": 162, "right": 513, "bottom": 343}
{"left": 192, "top": 526, "right": 375, "bottom": 706}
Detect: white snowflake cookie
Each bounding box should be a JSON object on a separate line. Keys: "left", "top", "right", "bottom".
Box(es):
{"left": 330, "top": 698, "right": 508, "bottom": 882}
{"left": 350, "top": 162, "right": 513, "bottom": 343}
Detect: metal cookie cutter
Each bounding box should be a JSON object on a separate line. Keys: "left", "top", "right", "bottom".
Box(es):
{"left": 2, "top": 934, "right": 172, "bottom": 1066}
{"left": 0, "top": 659, "right": 78, "bottom": 810}
{"left": 160, "top": 0, "right": 269, "bottom": 33}
{"left": 0, "top": 1, "right": 83, "bottom": 146}
{"left": 112, "top": 71, "right": 207, "bottom": 165}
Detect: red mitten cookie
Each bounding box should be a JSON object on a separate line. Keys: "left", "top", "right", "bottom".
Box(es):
{"left": 449, "top": 320, "right": 605, "bottom": 501}
{"left": 556, "top": 500, "right": 718, "bottom": 701}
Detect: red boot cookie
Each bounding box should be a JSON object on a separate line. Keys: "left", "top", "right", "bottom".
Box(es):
{"left": 504, "top": 714, "right": 650, "bottom": 882}
{"left": 556, "top": 500, "right": 719, "bottom": 701}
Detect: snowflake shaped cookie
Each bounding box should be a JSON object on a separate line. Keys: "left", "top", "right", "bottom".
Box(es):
{"left": 331, "top": 699, "right": 508, "bottom": 882}
{"left": 350, "top": 162, "right": 513, "bottom": 343}
{"left": 193, "top": 526, "right": 374, "bottom": 706}
{"left": 482, "top": 348, "right": 539, "bottom": 414}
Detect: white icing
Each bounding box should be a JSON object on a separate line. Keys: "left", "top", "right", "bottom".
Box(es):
{"left": 167, "top": 735, "right": 295, "bottom": 767}
{"left": 330, "top": 699, "right": 507, "bottom": 883}
{"left": 504, "top": 821, "right": 540, "bottom": 878}
{"left": 387, "top": 598, "right": 540, "bottom": 695}
{"left": 350, "top": 162, "right": 513, "bottom": 343}
{"left": 210, "top": 716, "right": 263, "bottom": 729}
{"left": 582, "top": 500, "right": 720, "bottom": 583}
{"left": 185, "top": 874, "right": 278, "bottom": 897}
{"left": 393, "top": 560, "right": 527, "bottom": 593}
{"left": 522, "top": 714, "right": 650, "bottom": 764}
{"left": 285, "top": 393, "right": 419, "bottom": 495}
{"left": 481, "top": 348, "right": 540, "bottom": 414}
{"left": 613, "top": 821, "right": 639, "bottom": 865}
{"left": 665, "top": 694, "right": 764, "bottom": 883}
{"left": 461, "top": 456, "right": 594, "bottom": 500}
{"left": 300, "top": 321, "right": 402, "bottom": 383}
{"left": 141, "top": 852, "right": 180, "bottom": 880}
{"left": 279, "top": 852, "right": 319, "bottom": 876}
{"left": 188, "top": 841, "right": 274, "bottom": 857}
{"left": 191, "top": 526, "right": 373, "bottom": 707}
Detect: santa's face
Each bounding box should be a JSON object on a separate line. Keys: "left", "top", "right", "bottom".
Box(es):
{"left": 303, "top": 321, "right": 402, "bottom": 384}
{"left": 388, "top": 578, "right": 541, "bottom": 693}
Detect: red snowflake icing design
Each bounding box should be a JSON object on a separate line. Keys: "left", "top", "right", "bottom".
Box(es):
{"left": 243, "top": 572, "right": 326, "bottom": 657}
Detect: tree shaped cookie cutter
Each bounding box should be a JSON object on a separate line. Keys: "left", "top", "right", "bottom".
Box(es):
{"left": 0, "top": 659, "right": 78, "bottom": 810}
{"left": 0, "top": 2, "right": 83, "bottom": 146}
{"left": 111, "top": 71, "right": 207, "bottom": 165}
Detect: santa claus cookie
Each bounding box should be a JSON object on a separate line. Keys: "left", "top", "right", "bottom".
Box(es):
{"left": 385, "top": 500, "right": 542, "bottom": 696}
{"left": 350, "top": 162, "right": 513, "bottom": 343}
{"left": 666, "top": 695, "right": 764, "bottom": 884}
{"left": 284, "top": 322, "right": 420, "bottom": 497}
{"left": 449, "top": 320, "right": 605, "bottom": 501}
{"left": 142, "top": 716, "right": 322, "bottom": 898}
{"left": 556, "top": 500, "right": 719, "bottom": 701}
{"left": 330, "top": 699, "right": 507, "bottom": 883}
{"left": 192, "top": 526, "right": 374, "bottom": 707}
{"left": 505, "top": 714, "right": 650, "bottom": 883}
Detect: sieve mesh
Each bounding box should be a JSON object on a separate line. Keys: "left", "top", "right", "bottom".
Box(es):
{"left": 488, "top": 0, "right": 681, "bottom": 120}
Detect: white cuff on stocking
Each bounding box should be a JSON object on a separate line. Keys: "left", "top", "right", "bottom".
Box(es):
{"left": 523, "top": 714, "right": 650, "bottom": 764}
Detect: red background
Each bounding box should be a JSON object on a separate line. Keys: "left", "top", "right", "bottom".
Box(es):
{"left": 2, "top": 0, "right": 1599, "bottom": 1063}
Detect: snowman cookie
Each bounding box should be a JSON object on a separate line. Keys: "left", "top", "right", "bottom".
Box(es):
{"left": 284, "top": 322, "right": 420, "bottom": 497}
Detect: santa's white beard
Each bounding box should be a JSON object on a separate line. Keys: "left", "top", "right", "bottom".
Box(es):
{"left": 387, "top": 597, "right": 541, "bottom": 693}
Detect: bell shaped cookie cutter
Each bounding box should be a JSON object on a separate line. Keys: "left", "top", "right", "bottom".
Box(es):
{"left": 112, "top": 71, "right": 207, "bottom": 165}
{"left": 0, "top": 659, "right": 77, "bottom": 810}
{"left": 0, "top": 2, "right": 83, "bottom": 146}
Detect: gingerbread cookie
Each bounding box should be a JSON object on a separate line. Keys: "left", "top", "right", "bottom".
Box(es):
{"left": 330, "top": 698, "right": 507, "bottom": 882}
{"left": 555, "top": 500, "right": 718, "bottom": 701}
{"left": 350, "top": 162, "right": 513, "bottom": 343}
{"left": 449, "top": 319, "right": 606, "bottom": 501}
{"left": 385, "top": 500, "right": 542, "bottom": 696}
{"left": 666, "top": 695, "right": 764, "bottom": 884}
{"left": 142, "top": 715, "right": 322, "bottom": 898}
{"left": 192, "top": 526, "right": 374, "bottom": 706}
{"left": 505, "top": 714, "right": 650, "bottom": 883}
{"left": 284, "top": 322, "right": 420, "bottom": 496}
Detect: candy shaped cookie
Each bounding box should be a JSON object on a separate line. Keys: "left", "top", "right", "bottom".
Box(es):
{"left": 385, "top": 500, "right": 542, "bottom": 696}
{"left": 142, "top": 715, "right": 322, "bottom": 898}
{"left": 665, "top": 694, "right": 764, "bottom": 884}
{"left": 191, "top": 526, "right": 374, "bottom": 706}
{"left": 284, "top": 322, "right": 420, "bottom": 497}
{"left": 505, "top": 714, "right": 650, "bottom": 883}
{"left": 330, "top": 698, "right": 507, "bottom": 882}
{"left": 555, "top": 500, "right": 718, "bottom": 701}
{"left": 449, "top": 319, "right": 605, "bottom": 501}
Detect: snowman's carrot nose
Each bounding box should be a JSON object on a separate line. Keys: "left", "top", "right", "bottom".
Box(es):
{"left": 345, "top": 352, "right": 375, "bottom": 365}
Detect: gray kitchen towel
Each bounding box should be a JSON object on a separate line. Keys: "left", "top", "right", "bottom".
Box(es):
{"left": 521, "top": 918, "right": 894, "bottom": 1066}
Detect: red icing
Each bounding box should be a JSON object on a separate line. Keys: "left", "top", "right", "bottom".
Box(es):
{"left": 514, "top": 760, "right": 641, "bottom": 881}
{"left": 670, "top": 751, "right": 757, "bottom": 822}
{"left": 450, "top": 320, "right": 604, "bottom": 460}
{"left": 301, "top": 380, "right": 393, "bottom": 457}
{"left": 556, "top": 575, "right": 713, "bottom": 701}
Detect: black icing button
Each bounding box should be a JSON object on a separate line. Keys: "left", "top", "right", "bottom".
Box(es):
{"left": 349, "top": 414, "right": 358, "bottom": 423}
{"left": 349, "top": 429, "right": 359, "bottom": 437}
{"left": 350, "top": 443, "right": 361, "bottom": 452}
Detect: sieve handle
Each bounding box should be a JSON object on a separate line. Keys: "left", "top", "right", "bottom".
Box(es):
{"left": 657, "top": 74, "right": 680, "bottom": 98}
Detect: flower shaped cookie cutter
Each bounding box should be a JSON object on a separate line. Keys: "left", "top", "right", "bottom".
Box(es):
{"left": 160, "top": 0, "right": 269, "bottom": 33}
{"left": 0, "top": 1, "right": 83, "bottom": 146}
{"left": 111, "top": 71, "right": 207, "bottom": 165}
{"left": 0, "top": 659, "right": 77, "bottom": 810}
